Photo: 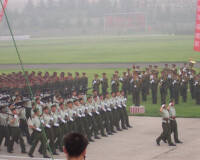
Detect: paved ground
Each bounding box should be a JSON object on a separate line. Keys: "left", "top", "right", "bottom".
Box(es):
{"left": 0, "top": 116, "right": 199, "bottom": 160}
{"left": 0, "top": 62, "right": 199, "bottom": 70}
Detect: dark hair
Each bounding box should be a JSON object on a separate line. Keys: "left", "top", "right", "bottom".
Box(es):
{"left": 64, "top": 133, "right": 88, "bottom": 158}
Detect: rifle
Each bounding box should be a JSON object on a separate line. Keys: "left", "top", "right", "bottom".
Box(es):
{"left": 0, "top": 111, "right": 14, "bottom": 117}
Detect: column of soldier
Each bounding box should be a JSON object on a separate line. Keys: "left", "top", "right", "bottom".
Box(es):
{"left": 0, "top": 61, "right": 200, "bottom": 157}
{"left": 0, "top": 71, "right": 132, "bottom": 158}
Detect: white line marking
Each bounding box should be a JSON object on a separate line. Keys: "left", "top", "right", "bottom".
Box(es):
{"left": 0, "top": 155, "right": 65, "bottom": 160}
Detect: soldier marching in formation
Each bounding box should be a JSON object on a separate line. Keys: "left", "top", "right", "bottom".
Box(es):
{"left": 0, "top": 72, "right": 132, "bottom": 158}
{"left": 0, "top": 60, "right": 199, "bottom": 156}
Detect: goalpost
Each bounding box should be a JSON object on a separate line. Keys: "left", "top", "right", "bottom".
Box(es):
{"left": 104, "top": 12, "right": 147, "bottom": 33}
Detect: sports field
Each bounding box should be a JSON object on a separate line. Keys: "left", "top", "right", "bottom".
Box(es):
{"left": 0, "top": 35, "right": 199, "bottom": 64}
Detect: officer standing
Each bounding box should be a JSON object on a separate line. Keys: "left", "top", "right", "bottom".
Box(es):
{"left": 92, "top": 74, "right": 100, "bottom": 95}
{"left": 100, "top": 73, "right": 108, "bottom": 97}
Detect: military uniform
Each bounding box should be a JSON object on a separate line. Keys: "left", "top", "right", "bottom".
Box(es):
{"left": 40, "top": 112, "right": 56, "bottom": 154}
{"left": 93, "top": 75, "right": 101, "bottom": 94}
{"left": 28, "top": 114, "right": 48, "bottom": 157}
{"left": 18, "top": 107, "right": 31, "bottom": 144}
{"left": 156, "top": 106, "right": 174, "bottom": 146}
{"left": 80, "top": 73, "right": 88, "bottom": 92}
{"left": 0, "top": 111, "right": 10, "bottom": 152}
{"left": 8, "top": 111, "right": 26, "bottom": 153}
{"left": 119, "top": 73, "right": 129, "bottom": 98}
{"left": 66, "top": 108, "right": 77, "bottom": 133}
{"left": 74, "top": 72, "right": 81, "bottom": 91}
{"left": 100, "top": 73, "right": 108, "bottom": 97}
{"left": 51, "top": 110, "right": 63, "bottom": 151}
{"left": 150, "top": 76, "right": 159, "bottom": 104}
{"left": 168, "top": 104, "right": 182, "bottom": 143}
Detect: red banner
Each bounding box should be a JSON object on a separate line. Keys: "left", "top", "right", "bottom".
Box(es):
{"left": 194, "top": 0, "right": 200, "bottom": 52}
{"left": 0, "top": 0, "right": 8, "bottom": 23}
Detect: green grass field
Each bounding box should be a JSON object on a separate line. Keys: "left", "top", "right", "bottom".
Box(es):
{"left": 1, "top": 68, "right": 200, "bottom": 118}
{"left": 0, "top": 35, "right": 199, "bottom": 64}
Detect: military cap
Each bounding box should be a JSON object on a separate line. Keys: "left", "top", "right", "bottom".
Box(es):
{"left": 172, "top": 64, "right": 176, "bottom": 67}
{"left": 149, "top": 65, "right": 152, "bottom": 68}
{"left": 79, "top": 98, "right": 84, "bottom": 101}
{"left": 33, "top": 108, "right": 39, "bottom": 113}
{"left": 165, "top": 64, "right": 168, "bottom": 66}
{"left": 51, "top": 104, "right": 57, "bottom": 108}
{"left": 68, "top": 72, "right": 72, "bottom": 76}
{"left": 93, "top": 95, "right": 97, "bottom": 99}
{"left": 82, "top": 72, "right": 86, "bottom": 75}
{"left": 132, "top": 65, "right": 135, "bottom": 69}
{"left": 11, "top": 107, "right": 17, "bottom": 111}
{"left": 87, "top": 97, "right": 92, "bottom": 100}
{"left": 123, "top": 72, "right": 126, "bottom": 74}
{"left": 43, "top": 106, "right": 48, "bottom": 110}
{"left": 102, "top": 73, "right": 106, "bottom": 75}
{"left": 115, "top": 71, "right": 119, "bottom": 73}
{"left": 136, "top": 66, "right": 140, "bottom": 69}
{"left": 75, "top": 72, "right": 79, "bottom": 76}
{"left": 154, "top": 65, "right": 158, "bottom": 68}
{"left": 59, "top": 102, "right": 64, "bottom": 106}
{"left": 127, "top": 68, "right": 131, "bottom": 70}
{"left": 67, "top": 101, "right": 73, "bottom": 105}
{"left": 73, "top": 99, "right": 78, "bottom": 103}
{"left": 94, "top": 74, "right": 98, "bottom": 77}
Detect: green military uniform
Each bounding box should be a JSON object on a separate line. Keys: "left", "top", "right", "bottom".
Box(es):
{"left": 65, "top": 73, "right": 74, "bottom": 93}
{"left": 99, "top": 99, "right": 112, "bottom": 134}
{"left": 40, "top": 112, "right": 56, "bottom": 154}
{"left": 180, "top": 76, "right": 188, "bottom": 102}
{"left": 110, "top": 96, "right": 121, "bottom": 131}
{"left": 172, "top": 77, "right": 180, "bottom": 104}
{"left": 28, "top": 114, "right": 48, "bottom": 157}
{"left": 156, "top": 106, "right": 174, "bottom": 146}
{"left": 111, "top": 75, "right": 119, "bottom": 93}
{"left": 119, "top": 73, "right": 129, "bottom": 98}
{"left": 168, "top": 104, "right": 182, "bottom": 143}
{"left": 141, "top": 74, "right": 147, "bottom": 101}
{"left": 8, "top": 111, "right": 26, "bottom": 153}
{"left": 93, "top": 100, "right": 107, "bottom": 136}
{"left": 18, "top": 107, "right": 31, "bottom": 144}
{"left": 115, "top": 95, "right": 126, "bottom": 129}
{"left": 194, "top": 79, "right": 200, "bottom": 105}
{"left": 74, "top": 72, "right": 81, "bottom": 91}
{"left": 93, "top": 75, "right": 101, "bottom": 94}
{"left": 120, "top": 95, "right": 131, "bottom": 128}
{"left": 80, "top": 73, "right": 88, "bottom": 91}
{"left": 80, "top": 104, "right": 93, "bottom": 141}
{"left": 104, "top": 98, "right": 115, "bottom": 133}
{"left": 85, "top": 102, "right": 99, "bottom": 138}
{"left": 131, "top": 78, "right": 141, "bottom": 106}
{"left": 51, "top": 110, "right": 63, "bottom": 151}
{"left": 0, "top": 110, "right": 10, "bottom": 152}
{"left": 74, "top": 105, "right": 86, "bottom": 135}
{"left": 66, "top": 108, "right": 77, "bottom": 133}
{"left": 159, "top": 75, "right": 167, "bottom": 103}
{"left": 100, "top": 73, "right": 108, "bottom": 97}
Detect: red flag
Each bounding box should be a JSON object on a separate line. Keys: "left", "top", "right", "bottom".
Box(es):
{"left": 0, "top": 0, "right": 9, "bottom": 23}
{"left": 194, "top": 0, "right": 200, "bottom": 52}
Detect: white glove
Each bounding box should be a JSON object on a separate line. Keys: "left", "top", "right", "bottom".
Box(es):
{"left": 65, "top": 113, "right": 68, "bottom": 116}
{"left": 41, "top": 120, "right": 44, "bottom": 124}
{"left": 36, "top": 128, "right": 41, "bottom": 132}
{"left": 46, "top": 124, "right": 50, "bottom": 128}
{"left": 54, "top": 123, "right": 59, "bottom": 127}
{"left": 70, "top": 118, "right": 74, "bottom": 121}
{"left": 50, "top": 117, "right": 54, "bottom": 121}
{"left": 14, "top": 115, "right": 17, "bottom": 119}
{"left": 61, "top": 119, "right": 66, "bottom": 123}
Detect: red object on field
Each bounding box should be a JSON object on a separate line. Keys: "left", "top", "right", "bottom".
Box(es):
{"left": 129, "top": 106, "right": 145, "bottom": 114}
{"left": 194, "top": 0, "right": 200, "bottom": 52}
{"left": 0, "top": 0, "right": 8, "bottom": 23}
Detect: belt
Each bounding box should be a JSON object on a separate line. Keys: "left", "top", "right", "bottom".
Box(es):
{"left": 163, "top": 118, "right": 169, "bottom": 123}
{"left": 170, "top": 117, "right": 176, "bottom": 120}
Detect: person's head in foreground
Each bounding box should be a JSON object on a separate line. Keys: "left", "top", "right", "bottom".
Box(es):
{"left": 63, "top": 133, "right": 89, "bottom": 160}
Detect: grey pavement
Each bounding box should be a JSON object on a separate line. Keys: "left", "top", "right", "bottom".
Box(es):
{"left": 0, "top": 116, "right": 199, "bottom": 160}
